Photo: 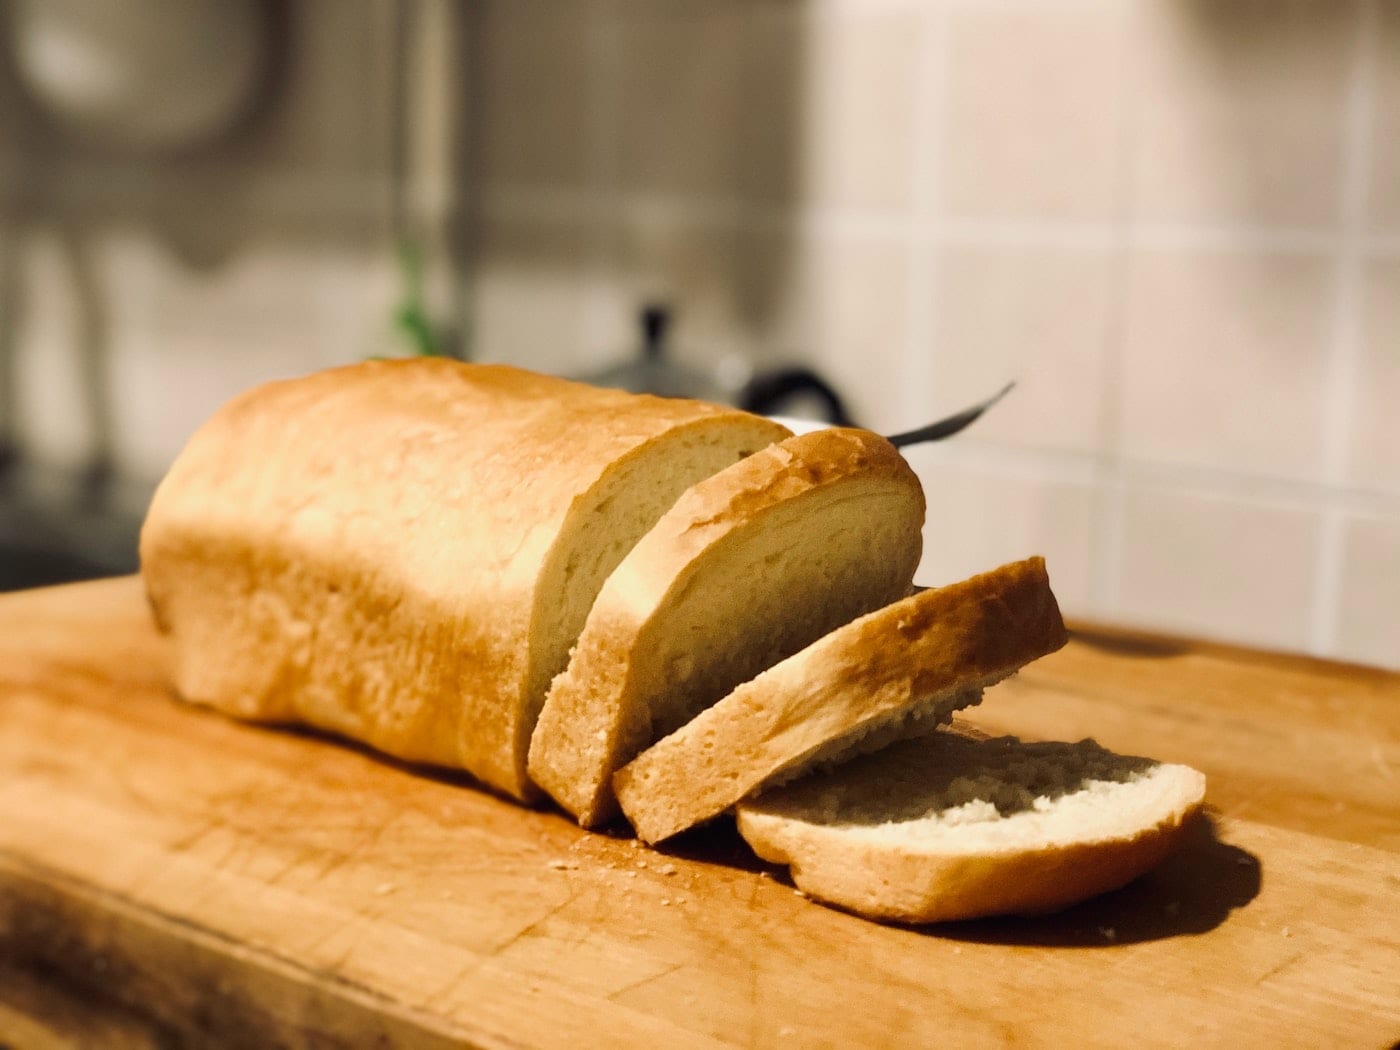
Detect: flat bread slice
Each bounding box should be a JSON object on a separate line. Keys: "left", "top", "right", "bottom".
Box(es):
{"left": 735, "top": 726, "right": 1207, "bottom": 924}
{"left": 528, "top": 428, "right": 926, "bottom": 827}
{"left": 614, "top": 557, "right": 1068, "bottom": 843}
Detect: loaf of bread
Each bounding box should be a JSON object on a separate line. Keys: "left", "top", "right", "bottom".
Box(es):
{"left": 140, "top": 359, "right": 790, "bottom": 800}
{"left": 735, "top": 725, "right": 1207, "bottom": 923}
{"left": 613, "top": 557, "right": 1068, "bottom": 843}
{"left": 528, "top": 428, "right": 926, "bottom": 827}
{"left": 142, "top": 359, "right": 1205, "bottom": 925}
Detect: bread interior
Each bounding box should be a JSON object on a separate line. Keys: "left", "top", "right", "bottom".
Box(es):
{"left": 619, "top": 479, "right": 924, "bottom": 765}
{"left": 524, "top": 424, "right": 780, "bottom": 749}
{"left": 750, "top": 730, "right": 1199, "bottom": 853}
{"left": 761, "top": 684, "right": 988, "bottom": 794}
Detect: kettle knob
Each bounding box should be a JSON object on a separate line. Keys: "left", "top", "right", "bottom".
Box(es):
{"left": 641, "top": 304, "right": 670, "bottom": 361}
{"left": 740, "top": 367, "right": 855, "bottom": 427}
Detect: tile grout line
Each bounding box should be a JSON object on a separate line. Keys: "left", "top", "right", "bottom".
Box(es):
{"left": 809, "top": 0, "right": 1177, "bottom": 14}
{"left": 477, "top": 184, "right": 1400, "bottom": 258}
{"left": 1308, "top": 0, "right": 1378, "bottom": 656}
{"left": 582, "top": 0, "right": 625, "bottom": 358}
{"left": 933, "top": 441, "right": 1400, "bottom": 515}
{"left": 1087, "top": 3, "right": 1142, "bottom": 621}
{"left": 899, "top": 2, "right": 945, "bottom": 433}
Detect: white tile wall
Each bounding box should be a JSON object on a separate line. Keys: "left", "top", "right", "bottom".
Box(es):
{"left": 1365, "top": 0, "right": 1400, "bottom": 230}
{"left": 473, "top": 211, "right": 615, "bottom": 378}
{"left": 930, "top": 242, "right": 1115, "bottom": 455}
{"left": 1351, "top": 258, "right": 1400, "bottom": 491}
{"left": 907, "top": 450, "right": 1099, "bottom": 615}
{"left": 756, "top": 229, "right": 911, "bottom": 431}
{"left": 468, "top": 0, "right": 1400, "bottom": 669}
{"left": 1118, "top": 246, "right": 1333, "bottom": 481}
{"left": 615, "top": 6, "right": 790, "bottom": 202}
{"left": 478, "top": 0, "right": 595, "bottom": 193}
{"left": 1115, "top": 484, "right": 1321, "bottom": 652}
{"left": 1128, "top": 0, "right": 1353, "bottom": 228}
{"left": 802, "top": 7, "right": 924, "bottom": 213}
{"left": 3, "top": 0, "right": 1397, "bottom": 669}
{"left": 941, "top": 2, "right": 1129, "bottom": 221}
{"left": 1337, "top": 512, "right": 1400, "bottom": 666}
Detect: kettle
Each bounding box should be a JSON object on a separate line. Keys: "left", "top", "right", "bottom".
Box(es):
{"left": 583, "top": 305, "right": 855, "bottom": 426}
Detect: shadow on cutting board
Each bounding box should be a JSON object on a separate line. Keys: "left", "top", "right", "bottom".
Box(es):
{"left": 230, "top": 718, "right": 1261, "bottom": 948}
{"left": 931, "top": 812, "right": 1258, "bottom": 948}
{"left": 659, "top": 810, "right": 1260, "bottom": 947}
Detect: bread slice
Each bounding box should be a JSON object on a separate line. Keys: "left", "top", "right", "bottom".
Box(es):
{"left": 528, "top": 428, "right": 926, "bottom": 827}
{"left": 140, "top": 359, "right": 790, "bottom": 801}
{"left": 614, "top": 557, "right": 1068, "bottom": 843}
{"left": 735, "top": 725, "right": 1207, "bottom": 924}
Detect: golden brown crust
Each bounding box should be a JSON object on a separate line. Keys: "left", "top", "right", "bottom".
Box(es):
{"left": 734, "top": 728, "right": 1207, "bottom": 924}
{"left": 606, "top": 427, "right": 922, "bottom": 603}
{"left": 738, "top": 790, "right": 1204, "bottom": 924}
{"left": 614, "top": 558, "right": 1069, "bottom": 843}
{"left": 141, "top": 359, "right": 788, "bottom": 800}
{"left": 528, "top": 428, "right": 926, "bottom": 827}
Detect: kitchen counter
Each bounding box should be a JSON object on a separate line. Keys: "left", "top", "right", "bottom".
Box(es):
{"left": 1, "top": 577, "right": 1397, "bottom": 1047}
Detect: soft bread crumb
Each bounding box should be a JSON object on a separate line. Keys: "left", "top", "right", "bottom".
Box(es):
{"left": 752, "top": 733, "right": 1182, "bottom": 852}
{"left": 763, "top": 689, "right": 975, "bottom": 794}
{"left": 737, "top": 728, "right": 1206, "bottom": 923}
{"left": 614, "top": 557, "right": 1068, "bottom": 844}
{"left": 530, "top": 428, "right": 926, "bottom": 827}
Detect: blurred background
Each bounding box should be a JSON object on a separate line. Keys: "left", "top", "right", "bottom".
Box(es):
{"left": 0, "top": 0, "right": 1395, "bottom": 668}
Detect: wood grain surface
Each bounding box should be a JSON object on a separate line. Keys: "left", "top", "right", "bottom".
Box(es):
{"left": 0, "top": 577, "right": 1397, "bottom": 1048}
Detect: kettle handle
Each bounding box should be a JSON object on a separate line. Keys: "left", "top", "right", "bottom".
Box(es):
{"left": 738, "top": 367, "right": 855, "bottom": 427}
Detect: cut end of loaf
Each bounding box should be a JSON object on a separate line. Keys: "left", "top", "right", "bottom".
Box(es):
{"left": 529, "top": 427, "right": 926, "bottom": 827}
{"left": 736, "top": 729, "right": 1207, "bottom": 924}
{"left": 614, "top": 555, "right": 1068, "bottom": 845}
{"left": 518, "top": 412, "right": 792, "bottom": 797}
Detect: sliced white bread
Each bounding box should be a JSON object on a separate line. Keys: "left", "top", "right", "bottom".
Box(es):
{"left": 614, "top": 557, "right": 1068, "bottom": 843}
{"left": 736, "top": 724, "right": 1207, "bottom": 924}
{"left": 140, "top": 359, "right": 790, "bottom": 801}
{"left": 528, "top": 428, "right": 927, "bottom": 827}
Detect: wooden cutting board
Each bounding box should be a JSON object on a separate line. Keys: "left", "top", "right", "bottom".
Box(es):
{"left": 1, "top": 577, "right": 1397, "bottom": 1048}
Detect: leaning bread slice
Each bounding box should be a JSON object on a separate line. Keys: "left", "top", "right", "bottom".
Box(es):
{"left": 735, "top": 725, "right": 1207, "bottom": 924}
{"left": 529, "top": 428, "right": 926, "bottom": 827}
{"left": 614, "top": 557, "right": 1068, "bottom": 843}
{"left": 141, "top": 359, "right": 790, "bottom": 801}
